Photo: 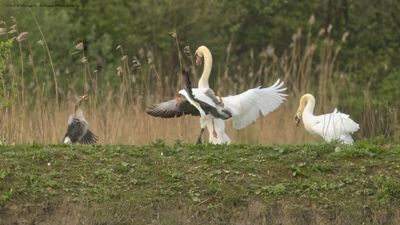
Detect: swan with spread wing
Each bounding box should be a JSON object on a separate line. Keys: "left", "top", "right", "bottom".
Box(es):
{"left": 147, "top": 46, "right": 287, "bottom": 144}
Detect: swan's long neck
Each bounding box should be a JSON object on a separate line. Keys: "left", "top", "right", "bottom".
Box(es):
{"left": 198, "top": 49, "right": 212, "bottom": 89}
{"left": 301, "top": 94, "right": 316, "bottom": 117}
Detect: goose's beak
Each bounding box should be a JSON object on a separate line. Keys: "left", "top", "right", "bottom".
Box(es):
{"left": 195, "top": 55, "right": 201, "bottom": 66}
{"left": 294, "top": 115, "right": 301, "bottom": 127}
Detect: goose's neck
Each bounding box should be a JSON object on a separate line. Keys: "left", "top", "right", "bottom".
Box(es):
{"left": 198, "top": 50, "right": 212, "bottom": 89}
{"left": 74, "top": 101, "right": 82, "bottom": 116}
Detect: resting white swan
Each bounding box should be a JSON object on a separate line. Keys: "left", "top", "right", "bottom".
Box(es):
{"left": 294, "top": 94, "right": 359, "bottom": 144}
{"left": 147, "top": 45, "right": 287, "bottom": 144}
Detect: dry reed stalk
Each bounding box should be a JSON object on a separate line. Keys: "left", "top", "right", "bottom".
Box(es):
{"left": 1, "top": 19, "right": 397, "bottom": 145}
{"left": 170, "top": 31, "right": 183, "bottom": 91}
{"left": 30, "top": 10, "right": 59, "bottom": 106}
{"left": 1, "top": 99, "right": 316, "bottom": 144}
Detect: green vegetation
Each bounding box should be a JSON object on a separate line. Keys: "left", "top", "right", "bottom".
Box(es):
{"left": 0, "top": 0, "right": 399, "bottom": 105}
{"left": 1, "top": 142, "right": 400, "bottom": 224}
{"left": 0, "top": 2, "right": 399, "bottom": 223}
{"left": 0, "top": 0, "right": 398, "bottom": 144}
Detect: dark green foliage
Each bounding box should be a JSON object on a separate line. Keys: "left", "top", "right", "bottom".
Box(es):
{"left": 0, "top": 0, "right": 399, "bottom": 105}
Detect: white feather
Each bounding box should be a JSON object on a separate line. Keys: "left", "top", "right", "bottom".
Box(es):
{"left": 306, "top": 109, "right": 359, "bottom": 144}
{"left": 178, "top": 89, "right": 206, "bottom": 118}
{"left": 68, "top": 108, "right": 88, "bottom": 125}
{"left": 63, "top": 136, "right": 72, "bottom": 144}
{"left": 206, "top": 118, "right": 231, "bottom": 144}
{"left": 299, "top": 94, "right": 360, "bottom": 144}
{"left": 222, "top": 79, "right": 287, "bottom": 129}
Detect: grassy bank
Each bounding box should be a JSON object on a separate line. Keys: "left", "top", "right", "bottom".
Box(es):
{"left": 1, "top": 141, "right": 400, "bottom": 224}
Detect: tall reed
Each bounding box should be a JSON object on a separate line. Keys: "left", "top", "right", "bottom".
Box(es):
{"left": 0, "top": 17, "right": 397, "bottom": 145}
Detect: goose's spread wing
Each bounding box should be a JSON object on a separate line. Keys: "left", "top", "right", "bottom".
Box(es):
{"left": 311, "top": 109, "right": 359, "bottom": 144}
{"left": 147, "top": 99, "right": 200, "bottom": 118}
{"left": 221, "top": 79, "right": 287, "bottom": 129}
{"left": 79, "top": 129, "right": 98, "bottom": 144}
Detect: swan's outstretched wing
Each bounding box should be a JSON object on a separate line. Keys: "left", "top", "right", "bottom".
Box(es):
{"left": 79, "top": 129, "right": 98, "bottom": 144}
{"left": 147, "top": 99, "right": 200, "bottom": 118}
{"left": 311, "top": 109, "right": 359, "bottom": 144}
{"left": 221, "top": 79, "right": 287, "bottom": 129}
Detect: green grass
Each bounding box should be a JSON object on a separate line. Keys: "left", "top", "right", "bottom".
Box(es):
{"left": 1, "top": 141, "right": 400, "bottom": 224}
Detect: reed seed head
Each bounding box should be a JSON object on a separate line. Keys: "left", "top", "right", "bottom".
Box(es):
{"left": 341, "top": 32, "right": 349, "bottom": 43}
{"left": 308, "top": 14, "right": 315, "bottom": 25}
{"left": 16, "top": 32, "right": 29, "bottom": 42}
{"left": 183, "top": 46, "right": 192, "bottom": 58}
{"left": 0, "top": 28, "right": 6, "bottom": 36}
{"left": 117, "top": 66, "right": 122, "bottom": 76}
{"left": 147, "top": 51, "right": 153, "bottom": 64}
{"left": 138, "top": 48, "right": 145, "bottom": 58}
{"left": 132, "top": 58, "right": 141, "bottom": 68}
{"left": 260, "top": 45, "right": 275, "bottom": 58}
{"left": 169, "top": 31, "right": 177, "bottom": 38}
{"left": 75, "top": 42, "right": 84, "bottom": 50}
{"left": 318, "top": 28, "right": 325, "bottom": 37}
{"left": 327, "top": 24, "right": 333, "bottom": 34}
{"left": 8, "top": 25, "right": 16, "bottom": 34}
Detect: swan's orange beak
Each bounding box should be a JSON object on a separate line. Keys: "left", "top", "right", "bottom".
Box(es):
{"left": 195, "top": 55, "right": 201, "bottom": 66}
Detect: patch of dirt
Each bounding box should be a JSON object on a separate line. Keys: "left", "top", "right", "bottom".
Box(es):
{"left": 1, "top": 199, "right": 400, "bottom": 225}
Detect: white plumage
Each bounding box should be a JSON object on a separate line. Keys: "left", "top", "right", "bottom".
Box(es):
{"left": 222, "top": 80, "right": 287, "bottom": 129}
{"left": 147, "top": 45, "right": 287, "bottom": 145}
{"left": 206, "top": 118, "right": 231, "bottom": 144}
{"left": 295, "top": 94, "right": 359, "bottom": 144}
{"left": 190, "top": 46, "right": 287, "bottom": 143}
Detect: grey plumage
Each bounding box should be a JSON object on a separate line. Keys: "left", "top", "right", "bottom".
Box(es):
{"left": 147, "top": 69, "right": 231, "bottom": 120}
{"left": 146, "top": 98, "right": 200, "bottom": 118}
{"left": 63, "top": 95, "right": 98, "bottom": 144}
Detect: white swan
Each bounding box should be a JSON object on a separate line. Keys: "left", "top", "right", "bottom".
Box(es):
{"left": 294, "top": 94, "right": 359, "bottom": 144}
{"left": 194, "top": 46, "right": 287, "bottom": 143}
{"left": 147, "top": 46, "right": 287, "bottom": 144}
